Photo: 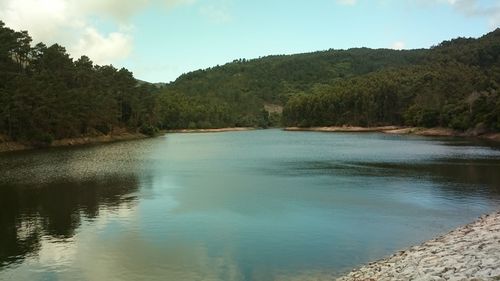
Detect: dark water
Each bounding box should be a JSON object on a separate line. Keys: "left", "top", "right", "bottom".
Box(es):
{"left": 1, "top": 130, "right": 499, "bottom": 281}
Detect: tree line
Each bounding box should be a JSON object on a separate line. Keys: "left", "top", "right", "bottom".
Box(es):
{"left": 1, "top": 20, "right": 499, "bottom": 145}
{"left": 166, "top": 45, "right": 429, "bottom": 128}
{"left": 0, "top": 21, "right": 275, "bottom": 145}
{"left": 0, "top": 21, "right": 160, "bottom": 145}
{"left": 165, "top": 29, "right": 500, "bottom": 133}
{"left": 282, "top": 30, "right": 500, "bottom": 131}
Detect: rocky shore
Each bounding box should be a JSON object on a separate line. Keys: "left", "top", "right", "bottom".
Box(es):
{"left": 336, "top": 211, "right": 500, "bottom": 281}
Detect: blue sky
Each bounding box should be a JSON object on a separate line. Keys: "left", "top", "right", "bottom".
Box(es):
{"left": 1, "top": 0, "right": 499, "bottom": 82}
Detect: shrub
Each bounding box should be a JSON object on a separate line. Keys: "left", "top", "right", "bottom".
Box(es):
{"left": 139, "top": 124, "right": 159, "bottom": 136}
{"left": 31, "top": 132, "right": 54, "bottom": 147}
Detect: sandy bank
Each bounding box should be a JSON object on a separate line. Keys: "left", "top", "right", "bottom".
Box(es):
{"left": 285, "top": 126, "right": 500, "bottom": 142}
{"left": 384, "top": 127, "right": 459, "bottom": 136}
{"left": 337, "top": 211, "right": 500, "bottom": 281}
{"left": 285, "top": 126, "right": 459, "bottom": 135}
{"left": 0, "top": 132, "right": 148, "bottom": 153}
{"left": 284, "top": 126, "right": 402, "bottom": 133}
{"left": 51, "top": 132, "right": 148, "bottom": 147}
{"left": 484, "top": 133, "right": 500, "bottom": 142}
{"left": 385, "top": 127, "right": 500, "bottom": 142}
{"left": 167, "top": 127, "right": 256, "bottom": 133}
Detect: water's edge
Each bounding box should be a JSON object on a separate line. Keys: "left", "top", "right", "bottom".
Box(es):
{"left": 0, "top": 128, "right": 255, "bottom": 153}
{"left": 337, "top": 210, "right": 500, "bottom": 280}
{"left": 285, "top": 126, "right": 500, "bottom": 142}
{"left": 0, "top": 132, "right": 149, "bottom": 153}
{"left": 2, "top": 126, "right": 500, "bottom": 154}
{"left": 1, "top": 129, "right": 499, "bottom": 280}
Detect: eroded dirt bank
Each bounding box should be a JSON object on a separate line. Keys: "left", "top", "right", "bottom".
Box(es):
{"left": 0, "top": 132, "right": 148, "bottom": 153}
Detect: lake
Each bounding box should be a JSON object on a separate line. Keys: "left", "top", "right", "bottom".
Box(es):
{"left": 1, "top": 129, "right": 499, "bottom": 281}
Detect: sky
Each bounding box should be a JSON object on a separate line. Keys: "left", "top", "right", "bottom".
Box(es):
{"left": 0, "top": 0, "right": 499, "bottom": 83}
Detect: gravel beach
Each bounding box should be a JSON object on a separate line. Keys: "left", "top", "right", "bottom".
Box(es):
{"left": 337, "top": 212, "right": 500, "bottom": 281}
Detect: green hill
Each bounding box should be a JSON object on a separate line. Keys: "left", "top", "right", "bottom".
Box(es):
{"left": 1, "top": 19, "right": 499, "bottom": 145}
{"left": 159, "top": 29, "right": 500, "bottom": 131}
{"left": 282, "top": 29, "right": 500, "bottom": 130}
{"left": 158, "top": 47, "right": 428, "bottom": 128}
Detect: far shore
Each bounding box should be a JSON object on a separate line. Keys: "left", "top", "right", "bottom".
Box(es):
{"left": 0, "top": 132, "right": 148, "bottom": 154}
{"left": 2, "top": 125, "right": 499, "bottom": 154}
{"left": 285, "top": 126, "right": 402, "bottom": 133}
{"left": 0, "top": 127, "right": 258, "bottom": 154}
{"left": 167, "top": 127, "right": 256, "bottom": 133}
{"left": 284, "top": 126, "right": 500, "bottom": 142}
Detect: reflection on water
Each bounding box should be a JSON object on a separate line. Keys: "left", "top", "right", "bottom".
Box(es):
{"left": 0, "top": 131, "right": 499, "bottom": 281}
{"left": 277, "top": 158, "right": 500, "bottom": 197}
{"left": 0, "top": 140, "right": 146, "bottom": 271}
{"left": 0, "top": 177, "right": 139, "bottom": 267}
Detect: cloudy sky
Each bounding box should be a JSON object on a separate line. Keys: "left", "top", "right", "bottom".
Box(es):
{"left": 1, "top": 0, "right": 499, "bottom": 82}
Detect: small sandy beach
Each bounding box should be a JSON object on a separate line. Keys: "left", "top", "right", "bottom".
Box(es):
{"left": 167, "top": 127, "right": 256, "bottom": 133}
{"left": 284, "top": 126, "right": 402, "bottom": 133}
{"left": 285, "top": 126, "right": 500, "bottom": 142}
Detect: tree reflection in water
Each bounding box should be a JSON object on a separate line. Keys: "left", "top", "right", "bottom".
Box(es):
{"left": 0, "top": 176, "right": 139, "bottom": 267}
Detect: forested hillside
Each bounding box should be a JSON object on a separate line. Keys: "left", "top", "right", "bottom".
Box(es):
{"left": 1, "top": 20, "right": 499, "bottom": 145}
{"left": 0, "top": 21, "right": 160, "bottom": 145}
{"left": 160, "top": 29, "right": 500, "bottom": 132}
{"left": 282, "top": 30, "right": 500, "bottom": 131}
{"left": 160, "top": 47, "right": 428, "bottom": 129}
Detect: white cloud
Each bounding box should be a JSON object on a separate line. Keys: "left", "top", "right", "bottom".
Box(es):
{"left": 164, "top": 0, "right": 197, "bottom": 9}
{"left": 0, "top": 0, "right": 198, "bottom": 66}
{"left": 429, "top": 0, "right": 500, "bottom": 28}
{"left": 80, "top": 0, "right": 150, "bottom": 22}
{"left": 336, "top": 0, "right": 357, "bottom": 5}
{"left": 391, "top": 41, "right": 406, "bottom": 50}
{"left": 0, "top": 0, "right": 137, "bottom": 65}
{"left": 0, "top": 0, "right": 73, "bottom": 43}
{"left": 199, "top": 4, "right": 232, "bottom": 23}
{"left": 71, "top": 27, "right": 133, "bottom": 65}
{"left": 450, "top": 0, "right": 500, "bottom": 28}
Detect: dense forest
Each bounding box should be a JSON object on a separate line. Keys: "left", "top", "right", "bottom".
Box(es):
{"left": 163, "top": 47, "right": 428, "bottom": 129}
{"left": 282, "top": 31, "right": 500, "bottom": 131}
{"left": 161, "top": 29, "right": 500, "bottom": 133}
{"left": 0, "top": 21, "right": 160, "bottom": 145}
{"left": 1, "top": 20, "right": 500, "bottom": 145}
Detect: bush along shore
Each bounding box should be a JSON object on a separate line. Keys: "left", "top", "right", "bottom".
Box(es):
{"left": 0, "top": 127, "right": 262, "bottom": 153}
{"left": 0, "top": 130, "right": 149, "bottom": 153}
{"left": 336, "top": 211, "right": 500, "bottom": 281}
{"left": 0, "top": 127, "right": 260, "bottom": 153}
{"left": 166, "top": 127, "right": 256, "bottom": 133}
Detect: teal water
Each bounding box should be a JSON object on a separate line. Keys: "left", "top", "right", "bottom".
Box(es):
{"left": 1, "top": 129, "right": 499, "bottom": 280}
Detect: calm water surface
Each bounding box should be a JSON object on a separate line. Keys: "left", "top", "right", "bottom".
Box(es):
{"left": 1, "top": 130, "right": 499, "bottom": 280}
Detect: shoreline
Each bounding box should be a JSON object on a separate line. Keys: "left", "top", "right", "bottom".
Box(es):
{"left": 2, "top": 125, "right": 499, "bottom": 154}
{"left": 0, "top": 132, "right": 148, "bottom": 154}
{"left": 166, "top": 127, "right": 256, "bottom": 133}
{"left": 0, "top": 127, "right": 256, "bottom": 153}
{"left": 285, "top": 126, "right": 402, "bottom": 133}
{"left": 336, "top": 211, "right": 500, "bottom": 280}
{"left": 284, "top": 126, "right": 500, "bottom": 142}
